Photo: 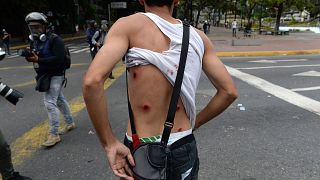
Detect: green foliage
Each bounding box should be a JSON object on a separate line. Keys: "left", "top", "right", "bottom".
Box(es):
{"left": 264, "top": 17, "right": 274, "bottom": 23}
{"left": 288, "top": 19, "right": 299, "bottom": 25}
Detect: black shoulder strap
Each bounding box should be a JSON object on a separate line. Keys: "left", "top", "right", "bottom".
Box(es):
{"left": 126, "top": 22, "right": 190, "bottom": 147}
{"left": 48, "top": 33, "right": 68, "bottom": 87}
{"left": 161, "top": 22, "right": 190, "bottom": 145}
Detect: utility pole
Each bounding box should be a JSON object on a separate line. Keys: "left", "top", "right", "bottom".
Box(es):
{"left": 259, "top": 4, "right": 262, "bottom": 34}
{"left": 234, "top": 0, "right": 237, "bottom": 19}
{"left": 74, "top": 0, "right": 80, "bottom": 32}
{"left": 188, "top": 0, "right": 193, "bottom": 24}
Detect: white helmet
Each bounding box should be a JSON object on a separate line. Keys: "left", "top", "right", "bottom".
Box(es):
{"left": 25, "top": 12, "right": 48, "bottom": 42}
{"left": 25, "top": 12, "right": 48, "bottom": 24}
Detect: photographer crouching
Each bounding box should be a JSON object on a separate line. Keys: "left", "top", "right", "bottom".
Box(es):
{"left": 23, "top": 12, "right": 75, "bottom": 147}
{"left": 0, "top": 46, "right": 31, "bottom": 180}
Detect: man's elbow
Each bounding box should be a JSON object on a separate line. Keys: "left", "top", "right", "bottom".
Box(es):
{"left": 82, "top": 74, "right": 103, "bottom": 94}
{"left": 226, "top": 87, "right": 238, "bottom": 101}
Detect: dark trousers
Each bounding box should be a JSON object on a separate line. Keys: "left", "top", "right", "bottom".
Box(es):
{"left": 3, "top": 41, "right": 10, "bottom": 55}
{"left": 124, "top": 134, "right": 199, "bottom": 180}
{"left": 232, "top": 28, "right": 237, "bottom": 37}
{"left": 89, "top": 46, "right": 97, "bottom": 60}
{"left": 0, "top": 129, "right": 14, "bottom": 179}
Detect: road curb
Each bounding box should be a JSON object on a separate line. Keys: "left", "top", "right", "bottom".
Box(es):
{"left": 216, "top": 49, "right": 320, "bottom": 57}
{"left": 10, "top": 37, "right": 320, "bottom": 57}
{"left": 10, "top": 35, "right": 86, "bottom": 50}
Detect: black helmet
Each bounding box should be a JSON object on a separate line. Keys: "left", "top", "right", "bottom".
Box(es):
{"left": 25, "top": 12, "right": 48, "bottom": 24}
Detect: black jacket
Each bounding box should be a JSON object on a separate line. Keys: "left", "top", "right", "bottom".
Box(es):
{"left": 31, "top": 33, "right": 66, "bottom": 76}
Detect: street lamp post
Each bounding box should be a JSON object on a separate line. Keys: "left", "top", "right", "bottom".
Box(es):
{"left": 259, "top": 4, "right": 263, "bottom": 34}
{"left": 188, "top": 0, "right": 193, "bottom": 24}
{"left": 234, "top": 0, "right": 237, "bottom": 20}
{"left": 74, "top": 0, "right": 79, "bottom": 32}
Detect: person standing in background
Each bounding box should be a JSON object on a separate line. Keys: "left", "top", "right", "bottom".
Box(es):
{"left": 91, "top": 23, "right": 114, "bottom": 79}
{"left": 232, "top": 20, "right": 237, "bottom": 37}
{"left": 2, "top": 29, "right": 11, "bottom": 55}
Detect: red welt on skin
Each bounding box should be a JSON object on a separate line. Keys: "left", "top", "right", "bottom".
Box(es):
{"left": 143, "top": 104, "right": 150, "bottom": 110}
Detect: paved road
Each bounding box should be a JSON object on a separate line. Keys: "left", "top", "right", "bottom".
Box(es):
{"left": 1, "top": 42, "right": 320, "bottom": 179}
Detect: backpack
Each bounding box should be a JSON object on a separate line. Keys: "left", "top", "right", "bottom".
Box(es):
{"left": 48, "top": 33, "right": 71, "bottom": 69}
{"left": 64, "top": 46, "right": 71, "bottom": 69}
{"left": 86, "top": 28, "right": 96, "bottom": 46}
{"left": 94, "top": 30, "right": 101, "bottom": 43}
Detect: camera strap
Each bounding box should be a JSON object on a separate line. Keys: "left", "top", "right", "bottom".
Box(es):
{"left": 126, "top": 22, "right": 190, "bottom": 149}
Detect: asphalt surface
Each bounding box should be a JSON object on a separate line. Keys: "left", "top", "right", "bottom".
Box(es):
{"left": 1, "top": 39, "right": 320, "bottom": 179}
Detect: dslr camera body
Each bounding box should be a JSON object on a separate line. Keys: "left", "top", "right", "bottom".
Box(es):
{"left": 17, "top": 48, "right": 35, "bottom": 58}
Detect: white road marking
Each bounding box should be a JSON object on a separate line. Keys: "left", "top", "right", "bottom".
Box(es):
{"left": 291, "top": 86, "right": 320, "bottom": 92}
{"left": 71, "top": 47, "right": 89, "bottom": 54}
{"left": 250, "top": 59, "right": 307, "bottom": 63}
{"left": 249, "top": 60, "right": 277, "bottom": 63}
{"left": 237, "top": 64, "right": 320, "bottom": 70}
{"left": 7, "top": 54, "right": 19, "bottom": 58}
{"left": 69, "top": 48, "right": 78, "bottom": 53}
{"left": 226, "top": 66, "right": 320, "bottom": 116}
{"left": 293, "top": 71, "right": 320, "bottom": 77}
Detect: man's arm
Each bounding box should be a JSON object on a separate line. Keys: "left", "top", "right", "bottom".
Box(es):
{"left": 83, "top": 18, "right": 129, "bottom": 148}
{"left": 2, "top": 34, "right": 8, "bottom": 40}
{"left": 82, "top": 17, "right": 134, "bottom": 180}
{"left": 91, "top": 30, "right": 100, "bottom": 47}
{"left": 194, "top": 32, "right": 238, "bottom": 130}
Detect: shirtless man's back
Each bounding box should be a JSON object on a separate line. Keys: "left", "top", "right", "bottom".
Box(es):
{"left": 83, "top": 0, "right": 237, "bottom": 179}
{"left": 125, "top": 13, "right": 191, "bottom": 137}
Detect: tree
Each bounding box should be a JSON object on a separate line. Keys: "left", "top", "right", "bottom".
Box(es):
{"left": 266, "top": 0, "right": 313, "bottom": 32}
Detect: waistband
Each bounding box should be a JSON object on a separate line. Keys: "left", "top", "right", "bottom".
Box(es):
{"left": 124, "top": 133, "right": 195, "bottom": 151}
{"left": 125, "top": 128, "right": 192, "bottom": 145}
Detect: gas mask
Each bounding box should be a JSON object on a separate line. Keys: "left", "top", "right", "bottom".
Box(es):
{"left": 27, "top": 22, "right": 47, "bottom": 42}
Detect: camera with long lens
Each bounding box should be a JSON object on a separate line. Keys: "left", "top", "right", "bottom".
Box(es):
{"left": 17, "top": 48, "right": 34, "bottom": 58}
{"left": 0, "top": 82, "right": 24, "bottom": 105}
{"left": 0, "top": 48, "right": 24, "bottom": 105}
{"left": 0, "top": 47, "right": 5, "bottom": 61}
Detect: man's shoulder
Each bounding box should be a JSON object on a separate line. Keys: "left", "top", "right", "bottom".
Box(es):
{"left": 48, "top": 33, "right": 64, "bottom": 46}
{"left": 113, "top": 13, "right": 145, "bottom": 30}
{"left": 49, "top": 33, "right": 62, "bottom": 41}
{"left": 192, "top": 27, "right": 206, "bottom": 40}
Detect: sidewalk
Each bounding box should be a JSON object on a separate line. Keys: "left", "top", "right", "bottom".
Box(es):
{"left": 8, "top": 32, "right": 86, "bottom": 50}
{"left": 8, "top": 27, "right": 320, "bottom": 57}
{"left": 207, "top": 27, "right": 320, "bottom": 57}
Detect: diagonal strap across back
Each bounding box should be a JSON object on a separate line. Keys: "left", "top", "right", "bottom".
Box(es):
{"left": 126, "top": 21, "right": 190, "bottom": 149}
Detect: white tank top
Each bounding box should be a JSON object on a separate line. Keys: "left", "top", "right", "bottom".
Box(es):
{"left": 125, "top": 12, "right": 204, "bottom": 128}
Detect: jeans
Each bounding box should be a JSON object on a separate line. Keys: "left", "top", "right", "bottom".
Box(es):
{"left": 89, "top": 45, "right": 97, "bottom": 60}
{"left": 124, "top": 134, "right": 199, "bottom": 180}
{"left": 44, "top": 76, "right": 73, "bottom": 135}
{"left": 232, "top": 28, "right": 237, "bottom": 37}
{"left": 3, "top": 42, "right": 10, "bottom": 55}
{"left": 0, "top": 129, "right": 14, "bottom": 179}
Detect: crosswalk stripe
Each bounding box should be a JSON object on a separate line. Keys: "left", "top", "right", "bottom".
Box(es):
{"left": 291, "top": 86, "right": 320, "bottom": 92}
{"left": 71, "top": 48, "right": 89, "bottom": 54}
{"left": 4, "top": 44, "right": 90, "bottom": 60}
{"left": 250, "top": 59, "right": 307, "bottom": 63}
{"left": 237, "top": 64, "right": 320, "bottom": 70}
{"left": 227, "top": 66, "right": 320, "bottom": 116}
{"left": 7, "top": 55, "right": 19, "bottom": 58}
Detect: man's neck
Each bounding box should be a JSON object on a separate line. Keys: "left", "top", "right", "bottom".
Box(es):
{"left": 145, "top": 5, "right": 174, "bottom": 22}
